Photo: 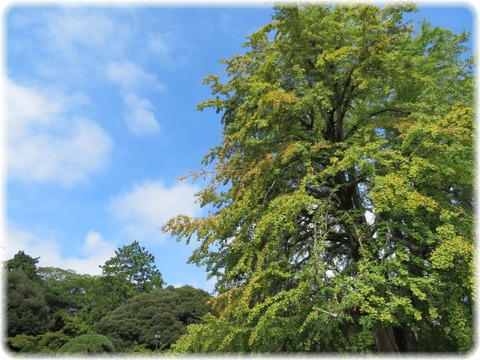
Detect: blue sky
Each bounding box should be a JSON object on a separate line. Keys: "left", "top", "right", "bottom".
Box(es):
{"left": 1, "top": 1, "right": 476, "bottom": 293}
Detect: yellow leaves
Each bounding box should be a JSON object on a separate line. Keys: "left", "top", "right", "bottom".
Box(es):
{"left": 431, "top": 227, "right": 473, "bottom": 271}
{"left": 317, "top": 46, "right": 356, "bottom": 68}
{"left": 430, "top": 223, "right": 474, "bottom": 298}
{"left": 164, "top": 3, "right": 476, "bottom": 351}
{"left": 279, "top": 141, "right": 309, "bottom": 165}
{"left": 409, "top": 283, "right": 427, "bottom": 302}
{"left": 260, "top": 88, "right": 296, "bottom": 109}
{"left": 371, "top": 173, "right": 438, "bottom": 214}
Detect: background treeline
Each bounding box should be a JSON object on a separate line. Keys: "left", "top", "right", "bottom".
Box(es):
{"left": 4, "top": 242, "right": 212, "bottom": 354}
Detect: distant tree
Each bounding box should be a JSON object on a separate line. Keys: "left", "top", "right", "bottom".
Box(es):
{"left": 6, "top": 250, "right": 41, "bottom": 283}
{"left": 99, "top": 241, "right": 164, "bottom": 306}
{"left": 57, "top": 334, "right": 115, "bottom": 354}
{"left": 95, "top": 286, "right": 211, "bottom": 352}
{"left": 6, "top": 269, "right": 50, "bottom": 337}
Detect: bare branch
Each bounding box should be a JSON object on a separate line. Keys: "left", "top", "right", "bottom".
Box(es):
{"left": 313, "top": 307, "right": 338, "bottom": 318}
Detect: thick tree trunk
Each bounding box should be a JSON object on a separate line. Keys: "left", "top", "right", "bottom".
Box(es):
{"left": 396, "top": 325, "right": 418, "bottom": 352}
{"left": 373, "top": 325, "right": 417, "bottom": 352}
{"left": 373, "top": 326, "right": 399, "bottom": 352}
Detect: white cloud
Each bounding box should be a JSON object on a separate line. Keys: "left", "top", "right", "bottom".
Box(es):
{"left": 105, "top": 62, "right": 164, "bottom": 136}
{"left": 108, "top": 180, "right": 202, "bottom": 243}
{"left": 106, "top": 61, "right": 166, "bottom": 91}
{"left": 123, "top": 93, "right": 161, "bottom": 136}
{"left": 12, "top": 8, "right": 130, "bottom": 82}
{"left": 6, "top": 80, "right": 113, "bottom": 187}
{"left": 2, "top": 227, "right": 116, "bottom": 276}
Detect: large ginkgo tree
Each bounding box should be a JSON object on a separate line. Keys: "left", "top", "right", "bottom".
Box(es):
{"left": 165, "top": 4, "right": 474, "bottom": 353}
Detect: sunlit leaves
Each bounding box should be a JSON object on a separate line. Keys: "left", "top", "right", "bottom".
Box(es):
{"left": 166, "top": 3, "right": 474, "bottom": 353}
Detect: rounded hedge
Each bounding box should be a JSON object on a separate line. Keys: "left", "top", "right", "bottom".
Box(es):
{"left": 57, "top": 334, "right": 114, "bottom": 354}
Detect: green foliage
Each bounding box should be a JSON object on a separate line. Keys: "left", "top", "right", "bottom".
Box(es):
{"left": 95, "top": 286, "right": 211, "bottom": 352}
{"left": 7, "top": 331, "right": 72, "bottom": 353}
{"left": 7, "top": 250, "right": 41, "bottom": 283}
{"left": 58, "top": 312, "right": 93, "bottom": 337}
{"left": 37, "top": 267, "right": 95, "bottom": 332}
{"left": 82, "top": 274, "right": 129, "bottom": 324}
{"left": 6, "top": 269, "right": 50, "bottom": 337}
{"left": 100, "top": 240, "right": 164, "bottom": 303}
{"left": 166, "top": 4, "right": 474, "bottom": 353}
{"left": 36, "top": 331, "right": 73, "bottom": 353}
{"left": 6, "top": 334, "right": 39, "bottom": 353}
{"left": 57, "top": 333, "right": 115, "bottom": 354}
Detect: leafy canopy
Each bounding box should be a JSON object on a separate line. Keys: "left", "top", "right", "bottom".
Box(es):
{"left": 165, "top": 4, "right": 474, "bottom": 353}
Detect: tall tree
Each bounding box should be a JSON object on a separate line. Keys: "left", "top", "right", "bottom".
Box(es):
{"left": 165, "top": 4, "right": 474, "bottom": 353}
{"left": 99, "top": 241, "right": 164, "bottom": 305}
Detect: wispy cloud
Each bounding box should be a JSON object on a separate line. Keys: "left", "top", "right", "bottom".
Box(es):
{"left": 105, "top": 61, "right": 164, "bottom": 136}
{"left": 105, "top": 60, "right": 166, "bottom": 91}
{"left": 44, "top": 9, "right": 121, "bottom": 56}
{"left": 146, "top": 31, "right": 187, "bottom": 69}
{"left": 8, "top": 7, "right": 178, "bottom": 138}
{"left": 123, "top": 92, "right": 161, "bottom": 136}
{"left": 108, "top": 180, "right": 202, "bottom": 243}
{"left": 6, "top": 79, "right": 113, "bottom": 187}
{"left": 10, "top": 8, "right": 129, "bottom": 83}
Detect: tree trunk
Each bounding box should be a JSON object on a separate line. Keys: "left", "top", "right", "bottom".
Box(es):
{"left": 373, "top": 326, "right": 399, "bottom": 352}
{"left": 373, "top": 325, "right": 417, "bottom": 352}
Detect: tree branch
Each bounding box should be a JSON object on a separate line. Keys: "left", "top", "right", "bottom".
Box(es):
{"left": 369, "top": 108, "right": 411, "bottom": 118}
{"left": 313, "top": 307, "right": 338, "bottom": 318}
